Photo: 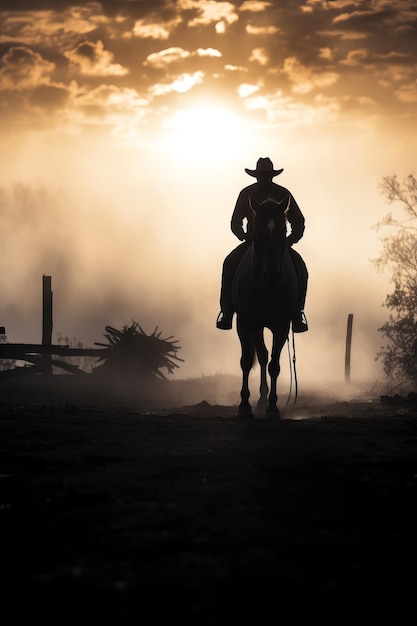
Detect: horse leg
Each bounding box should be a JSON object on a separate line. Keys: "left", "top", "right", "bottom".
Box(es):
{"left": 266, "top": 332, "right": 288, "bottom": 418}
{"left": 238, "top": 335, "right": 254, "bottom": 418}
{"left": 267, "top": 365, "right": 280, "bottom": 417}
{"left": 255, "top": 331, "right": 269, "bottom": 411}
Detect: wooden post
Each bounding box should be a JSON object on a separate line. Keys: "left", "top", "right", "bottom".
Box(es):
{"left": 345, "top": 313, "right": 353, "bottom": 383}
{"left": 41, "top": 275, "right": 53, "bottom": 375}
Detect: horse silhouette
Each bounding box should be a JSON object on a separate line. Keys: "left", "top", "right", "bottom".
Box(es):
{"left": 232, "top": 195, "right": 298, "bottom": 418}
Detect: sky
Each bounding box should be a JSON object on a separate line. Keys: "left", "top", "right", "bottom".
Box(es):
{"left": 0, "top": 0, "right": 416, "bottom": 391}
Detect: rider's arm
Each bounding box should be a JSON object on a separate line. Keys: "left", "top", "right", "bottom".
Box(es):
{"left": 286, "top": 194, "right": 305, "bottom": 246}
{"left": 231, "top": 190, "right": 249, "bottom": 241}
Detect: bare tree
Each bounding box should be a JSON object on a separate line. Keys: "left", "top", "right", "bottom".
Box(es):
{"left": 372, "top": 174, "right": 417, "bottom": 390}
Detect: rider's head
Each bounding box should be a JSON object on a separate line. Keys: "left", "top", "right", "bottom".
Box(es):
{"left": 245, "top": 157, "right": 283, "bottom": 180}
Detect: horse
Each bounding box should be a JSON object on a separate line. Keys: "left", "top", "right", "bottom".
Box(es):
{"left": 231, "top": 195, "right": 298, "bottom": 418}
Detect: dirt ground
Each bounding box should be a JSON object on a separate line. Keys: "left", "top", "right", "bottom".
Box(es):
{"left": 1, "top": 374, "right": 417, "bottom": 621}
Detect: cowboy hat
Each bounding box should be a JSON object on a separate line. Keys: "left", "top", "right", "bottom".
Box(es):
{"left": 245, "top": 157, "right": 283, "bottom": 177}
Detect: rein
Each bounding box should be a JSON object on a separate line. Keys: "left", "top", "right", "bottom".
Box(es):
{"left": 283, "top": 328, "right": 298, "bottom": 408}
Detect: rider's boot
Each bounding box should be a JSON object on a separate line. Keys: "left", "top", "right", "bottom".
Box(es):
{"left": 216, "top": 310, "right": 233, "bottom": 330}
{"left": 292, "top": 310, "right": 308, "bottom": 333}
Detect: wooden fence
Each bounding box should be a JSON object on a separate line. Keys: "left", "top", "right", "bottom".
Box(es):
{"left": 0, "top": 275, "right": 107, "bottom": 376}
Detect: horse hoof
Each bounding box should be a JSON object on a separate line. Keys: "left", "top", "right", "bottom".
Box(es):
{"left": 238, "top": 406, "right": 253, "bottom": 419}
{"left": 256, "top": 399, "right": 268, "bottom": 411}
{"left": 266, "top": 407, "right": 281, "bottom": 418}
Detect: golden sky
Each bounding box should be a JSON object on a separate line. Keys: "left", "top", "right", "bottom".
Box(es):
{"left": 1, "top": 0, "right": 416, "bottom": 387}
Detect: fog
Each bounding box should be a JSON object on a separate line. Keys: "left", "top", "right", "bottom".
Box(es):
{"left": 0, "top": 166, "right": 391, "bottom": 398}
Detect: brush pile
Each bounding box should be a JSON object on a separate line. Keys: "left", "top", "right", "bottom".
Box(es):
{"left": 93, "top": 322, "right": 183, "bottom": 381}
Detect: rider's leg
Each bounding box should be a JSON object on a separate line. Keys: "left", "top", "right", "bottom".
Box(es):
{"left": 289, "top": 249, "right": 308, "bottom": 333}
{"left": 217, "top": 244, "right": 247, "bottom": 330}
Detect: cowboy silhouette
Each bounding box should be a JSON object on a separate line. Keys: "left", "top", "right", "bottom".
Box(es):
{"left": 216, "top": 157, "right": 308, "bottom": 332}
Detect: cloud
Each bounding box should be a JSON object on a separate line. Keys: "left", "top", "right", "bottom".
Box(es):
{"left": 244, "top": 89, "right": 341, "bottom": 127}
{"left": 340, "top": 48, "right": 369, "bottom": 67}
{"left": 249, "top": 47, "right": 269, "bottom": 65}
{"left": 319, "top": 47, "right": 334, "bottom": 61}
{"left": 319, "top": 29, "right": 367, "bottom": 41}
{"left": 144, "top": 47, "right": 191, "bottom": 68}
{"left": 0, "top": 46, "right": 56, "bottom": 91}
{"left": 149, "top": 71, "right": 204, "bottom": 95}
{"left": 246, "top": 24, "right": 279, "bottom": 35}
{"left": 282, "top": 56, "right": 339, "bottom": 95}
{"left": 30, "top": 83, "right": 70, "bottom": 110}
{"left": 64, "top": 40, "right": 129, "bottom": 76}
{"left": 196, "top": 48, "right": 222, "bottom": 58}
{"left": 340, "top": 48, "right": 411, "bottom": 68}
{"left": 132, "top": 17, "right": 181, "bottom": 40}
{"left": 74, "top": 84, "right": 149, "bottom": 114}
{"left": 1, "top": 0, "right": 415, "bottom": 130}
{"left": 0, "top": 6, "right": 101, "bottom": 47}
{"left": 181, "top": 0, "right": 239, "bottom": 29}
{"left": 238, "top": 83, "right": 259, "bottom": 98}
{"left": 333, "top": 10, "right": 374, "bottom": 25}
{"left": 240, "top": 1, "right": 273, "bottom": 12}
{"left": 225, "top": 63, "right": 247, "bottom": 72}
{"left": 395, "top": 82, "right": 417, "bottom": 104}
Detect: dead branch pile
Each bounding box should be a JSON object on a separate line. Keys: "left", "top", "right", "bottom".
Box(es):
{"left": 92, "top": 322, "right": 183, "bottom": 381}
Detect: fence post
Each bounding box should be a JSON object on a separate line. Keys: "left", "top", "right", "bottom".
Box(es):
{"left": 345, "top": 313, "right": 353, "bottom": 383}
{"left": 41, "top": 275, "right": 53, "bottom": 375}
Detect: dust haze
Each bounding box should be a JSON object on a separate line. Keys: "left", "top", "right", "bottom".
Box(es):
{"left": 0, "top": 179, "right": 390, "bottom": 405}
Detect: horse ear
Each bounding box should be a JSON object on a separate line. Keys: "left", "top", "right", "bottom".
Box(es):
{"left": 249, "top": 195, "right": 261, "bottom": 213}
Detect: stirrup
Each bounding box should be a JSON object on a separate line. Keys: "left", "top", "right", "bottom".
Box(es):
{"left": 292, "top": 311, "right": 308, "bottom": 333}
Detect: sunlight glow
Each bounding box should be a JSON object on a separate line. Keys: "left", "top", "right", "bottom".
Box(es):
{"left": 160, "top": 106, "right": 246, "bottom": 165}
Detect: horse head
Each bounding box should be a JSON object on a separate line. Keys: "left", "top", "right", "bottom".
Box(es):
{"left": 249, "top": 195, "right": 289, "bottom": 287}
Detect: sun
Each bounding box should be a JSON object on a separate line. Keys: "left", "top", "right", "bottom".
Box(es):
{"left": 160, "top": 105, "right": 248, "bottom": 166}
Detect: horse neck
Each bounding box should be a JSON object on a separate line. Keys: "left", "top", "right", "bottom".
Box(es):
{"left": 249, "top": 234, "right": 288, "bottom": 285}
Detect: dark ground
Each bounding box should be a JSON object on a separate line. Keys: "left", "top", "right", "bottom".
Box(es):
{"left": 1, "top": 374, "right": 417, "bottom": 620}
